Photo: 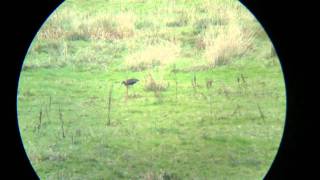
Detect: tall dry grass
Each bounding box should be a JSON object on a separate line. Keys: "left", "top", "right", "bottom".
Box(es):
{"left": 124, "top": 41, "right": 181, "bottom": 71}
{"left": 203, "top": 23, "right": 254, "bottom": 67}
{"left": 28, "top": 0, "right": 265, "bottom": 71}
{"left": 144, "top": 73, "right": 168, "bottom": 92}
{"left": 38, "top": 7, "right": 136, "bottom": 41}
{"left": 199, "top": 7, "right": 255, "bottom": 67}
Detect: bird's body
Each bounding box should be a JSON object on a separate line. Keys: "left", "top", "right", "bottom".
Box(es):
{"left": 122, "top": 78, "right": 139, "bottom": 86}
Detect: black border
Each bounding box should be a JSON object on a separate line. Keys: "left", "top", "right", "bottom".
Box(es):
{"left": 241, "top": 1, "right": 312, "bottom": 179}
{"left": 3, "top": 0, "right": 309, "bottom": 179}
{"left": 4, "top": 1, "right": 64, "bottom": 179}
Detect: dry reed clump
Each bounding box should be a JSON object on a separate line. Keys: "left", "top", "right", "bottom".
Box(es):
{"left": 113, "top": 12, "right": 136, "bottom": 38}
{"left": 195, "top": 26, "right": 221, "bottom": 50}
{"left": 38, "top": 9, "right": 136, "bottom": 41}
{"left": 144, "top": 73, "right": 168, "bottom": 92}
{"left": 166, "top": 7, "right": 195, "bottom": 27}
{"left": 69, "top": 12, "right": 136, "bottom": 41}
{"left": 193, "top": 4, "right": 229, "bottom": 33}
{"left": 76, "top": 15, "right": 119, "bottom": 41}
{"left": 124, "top": 41, "right": 181, "bottom": 71}
{"left": 193, "top": 3, "right": 236, "bottom": 49}
{"left": 203, "top": 22, "right": 254, "bottom": 67}
{"left": 37, "top": 7, "right": 80, "bottom": 40}
{"left": 192, "top": 2, "right": 255, "bottom": 67}
{"left": 140, "top": 170, "right": 178, "bottom": 180}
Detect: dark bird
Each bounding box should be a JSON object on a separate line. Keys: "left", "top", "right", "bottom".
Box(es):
{"left": 122, "top": 78, "right": 139, "bottom": 100}
{"left": 122, "top": 78, "right": 139, "bottom": 86}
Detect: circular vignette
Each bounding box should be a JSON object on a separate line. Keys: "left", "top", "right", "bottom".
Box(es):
{"left": 15, "top": 0, "right": 288, "bottom": 179}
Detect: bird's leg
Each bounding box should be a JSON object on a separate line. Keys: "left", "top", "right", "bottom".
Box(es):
{"left": 126, "top": 86, "right": 128, "bottom": 100}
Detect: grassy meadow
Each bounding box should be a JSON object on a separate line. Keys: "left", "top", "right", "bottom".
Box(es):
{"left": 17, "top": 0, "right": 286, "bottom": 179}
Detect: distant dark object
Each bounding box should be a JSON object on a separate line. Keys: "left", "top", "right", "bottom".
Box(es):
{"left": 206, "top": 79, "right": 213, "bottom": 89}
{"left": 122, "top": 78, "right": 139, "bottom": 100}
{"left": 122, "top": 79, "right": 139, "bottom": 86}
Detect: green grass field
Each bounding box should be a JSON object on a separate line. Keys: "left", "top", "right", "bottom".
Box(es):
{"left": 17, "top": 0, "right": 286, "bottom": 179}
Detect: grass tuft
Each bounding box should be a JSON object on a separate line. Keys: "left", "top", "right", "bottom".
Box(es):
{"left": 124, "top": 41, "right": 181, "bottom": 71}
{"left": 203, "top": 22, "right": 254, "bottom": 67}
{"left": 144, "top": 73, "right": 168, "bottom": 92}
